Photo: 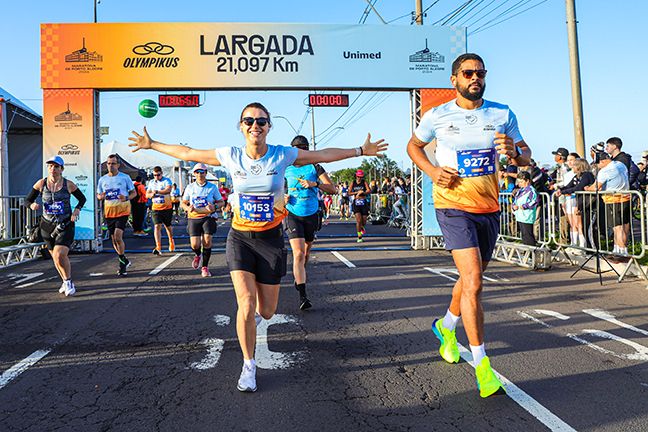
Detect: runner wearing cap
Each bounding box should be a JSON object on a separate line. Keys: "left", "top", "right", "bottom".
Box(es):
{"left": 350, "top": 169, "right": 370, "bottom": 242}
{"left": 97, "top": 154, "right": 136, "bottom": 276}
{"left": 24, "top": 156, "right": 87, "bottom": 296}
{"left": 182, "top": 163, "right": 224, "bottom": 277}
{"left": 129, "top": 101, "right": 387, "bottom": 393}
{"left": 407, "top": 53, "right": 531, "bottom": 398}
{"left": 146, "top": 166, "right": 176, "bottom": 255}
{"left": 284, "top": 135, "right": 337, "bottom": 310}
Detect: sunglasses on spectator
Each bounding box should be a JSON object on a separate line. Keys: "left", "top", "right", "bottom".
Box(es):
{"left": 459, "top": 69, "right": 487, "bottom": 79}
{"left": 153, "top": 173, "right": 162, "bottom": 177}
{"left": 241, "top": 117, "right": 270, "bottom": 127}
{"left": 194, "top": 170, "right": 206, "bottom": 174}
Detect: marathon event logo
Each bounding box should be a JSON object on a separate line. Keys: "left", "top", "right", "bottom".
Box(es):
{"left": 124, "top": 42, "right": 180, "bottom": 68}
{"left": 59, "top": 144, "right": 80, "bottom": 156}
{"left": 409, "top": 39, "right": 445, "bottom": 74}
{"left": 64, "top": 38, "right": 103, "bottom": 73}
{"left": 54, "top": 104, "right": 83, "bottom": 130}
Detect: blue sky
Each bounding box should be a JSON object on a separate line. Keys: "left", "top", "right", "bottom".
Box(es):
{"left": 3, "top": 0, "right": 645, "bottom": 171}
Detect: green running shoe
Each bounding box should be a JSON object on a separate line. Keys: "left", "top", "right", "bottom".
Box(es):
{"left": 475, "top": 356, "right": 505, "bottom": 398}
{"left": 432, "top": 319, "right": 460, "bottom": 364}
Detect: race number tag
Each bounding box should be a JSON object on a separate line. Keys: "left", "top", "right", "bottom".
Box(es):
{"left": 355, "top": 198, "right": 366, "bottom": 206}
{"left": 239, "top": 194, "right": 274, "bottom": 222}
{"left": 44, "top": 201, "right": 64, "bottom": 215}
{"left": 152, "top": 195, "right": 166, "bottom": 204}
{"left": 457, "top": 148, "right": 496, "bottom": 178}
{"left": 105, "top": 188, "right": 120, "bottom": 201}
{"left": 193, "top": 196, "right": 208, "bottom": 208}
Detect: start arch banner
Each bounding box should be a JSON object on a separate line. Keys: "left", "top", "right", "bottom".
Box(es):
{"left": 41, "top": 23, "right": 465, "bottom": 90}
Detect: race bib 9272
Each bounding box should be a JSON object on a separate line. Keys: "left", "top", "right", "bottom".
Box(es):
{"left": 457, "top": 148, "right": 496, "bottom": 178}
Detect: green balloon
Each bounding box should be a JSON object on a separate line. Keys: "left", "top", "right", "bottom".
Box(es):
{"left": 138, "top": 99, "right": 158, "bottom": 118}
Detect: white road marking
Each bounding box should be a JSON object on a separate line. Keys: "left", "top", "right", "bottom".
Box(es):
{"left": 331, "top": 251, "right": 356, "bottom": 268}
{"left": 15, "top": 276, "right": 59, "bottom": 289}
{"left": 190, "top": 338, "right": 225, "bottom": 370}
{"left": 566, "top": 329, "right": 648, "bottom": 362}
{"left": 424, "top": 267, "right": 457, "bottom": 282}
{"left": 0, "top": 349, "right": 51, "bottom": 390}
{"left": 89, "top": 273, "right": 104, "bottom": 277}
{"left": 517, "top": 311, "right": 552, "bottom": 328}
{"left": 423, "top": 267, "right": 501, "bottom": 283}
{"left": 8, "top": 273, "right": 43, "bottom": 286}
{"left": 256, "top": 314, "right": 305, "bottom": 370}
{"left": 190, "top": 315, "right": 230, "bottom": 370}
{"left": 457, "top": 344, "right": 577, "bottom": 432}
{"left": 213, "top": 315, "right": 231, "bottom": 326}
{"left": 149, "top": 253, "right": 183, "bottom": 275}
{"left": 583, "top": 309, "right": 648, "bottom": 337}
{"left": 535, "top": 309, "right": 570, "bottom": 321}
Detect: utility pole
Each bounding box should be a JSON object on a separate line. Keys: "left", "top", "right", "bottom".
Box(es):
{"left": 565, "top": 0, "right": 586, "bottom": 157}
{"left": 310, "top": 107, "right": 316, "bottom": 151}
{"left": 415, "top": 0, "right": 424, "bottom": 25}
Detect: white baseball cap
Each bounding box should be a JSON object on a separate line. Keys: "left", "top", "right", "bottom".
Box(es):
{"left": 192, "top": 163, "right": 208, "bottom": 173}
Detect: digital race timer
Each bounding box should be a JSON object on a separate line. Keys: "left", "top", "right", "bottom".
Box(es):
{"left": 308, "top": 94, "right": 349, "bottom": 107}
{"left": 158, "top": 94, "right": 200, "bottom": 108}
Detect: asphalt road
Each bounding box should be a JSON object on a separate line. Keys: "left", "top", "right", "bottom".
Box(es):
{"left": 1, "top": 217, "right": 648, "bottom": 431}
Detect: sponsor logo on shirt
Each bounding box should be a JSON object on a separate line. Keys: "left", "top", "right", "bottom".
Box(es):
{"left": 250, "top": 164, "right": 263, "bottom": 175}
{"left": 465, "top": 114, "right": 478, "bottom": 125}
{"left": 483, "top": 124, "right": 496, "bottom": 131}
{"left": 447, "top": 123, "right": 460, "bottom": 134}
{"left": 233, "top": 170, "right": 247, "bottom": 179}
{"left": 266, "top": 169, "right": 278, "bottom": 176}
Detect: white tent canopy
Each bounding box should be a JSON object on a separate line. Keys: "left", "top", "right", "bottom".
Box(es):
{"left": 101, "top": 140, "right": 176, "bottom": 169}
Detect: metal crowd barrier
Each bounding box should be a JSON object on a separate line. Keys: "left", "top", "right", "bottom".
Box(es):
{"left": 0, "top": 195, "right": 39, "bottom": 242}
{"left": 498, "top": 192, "right": 552, "bottom": 246}
{"left": 550, "top": 190, "right": 646, "bottom": 272}
{"left": 496, "top": 189, "right": 647, "bottom": 281}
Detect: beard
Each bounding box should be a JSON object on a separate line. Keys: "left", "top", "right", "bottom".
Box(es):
{"left": 457, "top": 81, "right": 485, "bottom": 101}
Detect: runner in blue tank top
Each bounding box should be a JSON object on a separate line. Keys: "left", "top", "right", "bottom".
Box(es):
{"left": 284, "top": 135, "right": 337, "bottom": 310}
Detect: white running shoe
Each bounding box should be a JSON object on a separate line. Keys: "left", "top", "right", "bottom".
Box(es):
{"left": 64, "top": 281, "right": 76, "bottom": 297}
{"left": 59, "top": 282, "right": 66, "bottom": 294}
{"left": 237, "top": 363, "right": 257, "bottom": 392}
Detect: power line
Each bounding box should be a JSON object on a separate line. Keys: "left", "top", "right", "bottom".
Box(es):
{"left": 469, "top": 0, "right": 533, "bottom": 33}
{"left": 458, "top": 0, "right": 499, "bottom": 27}
{"left": 470, "top": 0, "right": 547, "bottom": 35}
{"left": 431, "top": 0, "right": 473, "bottom": 26}
{"left": 461, "top": 0, "right": 511, "bottom": 27}
{"left": 447, "top": 0, "right": 485, "bottom": 26}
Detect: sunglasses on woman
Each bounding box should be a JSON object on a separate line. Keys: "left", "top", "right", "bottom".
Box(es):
{"left": 241, "top": 117, "right": 269, "bottom": 127}
{"left": 194, "top": 170, "right": 206, "bottom": 174}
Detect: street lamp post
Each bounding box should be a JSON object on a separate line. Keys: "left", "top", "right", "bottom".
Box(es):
{"left": 273, "top": 116, "right": 299, "bottom": 136}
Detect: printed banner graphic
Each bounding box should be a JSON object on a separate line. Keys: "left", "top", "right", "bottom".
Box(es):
{"left": 43, "top": 89, "right": 96, "bottom": 240}
{"left": 41, "top": 23, "right": 465, "bottom": 89}
{"left": 420, "top": 88, "right": 456, "bottom": 237}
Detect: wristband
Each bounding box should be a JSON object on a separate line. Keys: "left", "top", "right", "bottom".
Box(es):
{"left": 355, "top": 147, "right": 361, "bottom": 157}
{"left": 511, "top": 147, "right": 521, "bottom": 159}
{"left": 315, "top": 180, "right": 321, "bottom": 187}
{"left": 359, "top": 146, "right": 364, "bottom": 156}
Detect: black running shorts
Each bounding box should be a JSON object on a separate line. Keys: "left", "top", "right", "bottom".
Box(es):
{"left": 188, "top": 217, "right": 217, "bottom": 237}
{"left": 284, "top": 212, "right": 319, "bottom": 242}
{"left": 106, "top": 216, "right": 128, "bottom": 235}
{"left": 152, "top": 209, "right": 173, "bottom": 227}
{"left": 40, "top": 219, "right": 75, "bottom": 250}
{"left": 225, "top": 227, "right": 287, "bottom": 285}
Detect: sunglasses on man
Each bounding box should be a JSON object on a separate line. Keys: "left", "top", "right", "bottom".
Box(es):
{"left": 459, "top": 69, "right": 487, "bottom": 79}
{"left": 241, "top": 117, "right": 270, "bottom": 127}
{"left": 194, "top": 170, "right": 206, "bottom": 174}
